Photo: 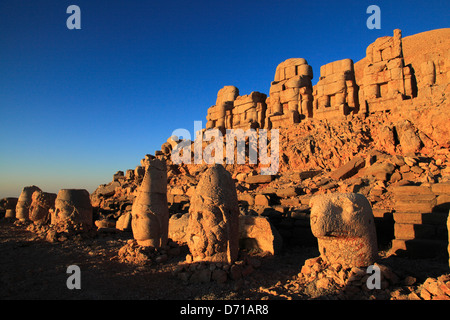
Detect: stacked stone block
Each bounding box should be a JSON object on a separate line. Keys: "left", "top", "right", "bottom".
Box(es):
{"left": 313, "top": 58, "right": 359, "bottom": 120}
{"left": 358, "top": 29, "right": 414, "bottom": 113}
{"left": 266, "top": 58, "right": 314, "bottom": 128}
{"left": 391, "top": 184, "right": 449, "bottom": 257}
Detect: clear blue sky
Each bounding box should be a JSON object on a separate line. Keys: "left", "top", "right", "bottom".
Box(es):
{"left": 0, "top": 0, "right": 449, "bottom": 197}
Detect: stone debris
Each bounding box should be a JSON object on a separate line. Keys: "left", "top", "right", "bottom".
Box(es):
{"left": 173, "top": 252, "right": 264, "bottom": 285}
{"left": 117, "top": 239, "right": 182, "bottom": 266}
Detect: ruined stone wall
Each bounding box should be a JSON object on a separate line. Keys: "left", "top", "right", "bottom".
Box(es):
{"left": 205, "top": 29, "right": 449, "bottom": 131}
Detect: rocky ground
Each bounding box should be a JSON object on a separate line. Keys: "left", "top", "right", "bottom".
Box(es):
{"left": 1, "top": 218, "right": 448, "bottom": 301}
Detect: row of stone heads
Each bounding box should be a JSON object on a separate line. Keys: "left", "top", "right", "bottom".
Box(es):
{"left": 133, "top": 160, "right": 379, "bottom": 268}
{"left": 2, "top": 161, "right": 381, "bottom": 268}
{"left": 1, "top": 187, "right": 93, "bottom": 226}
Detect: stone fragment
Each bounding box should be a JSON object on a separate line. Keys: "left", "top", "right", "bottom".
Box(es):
{"left": 395, "top": 119, "right": 422, "bottom": 154}
{"left": 187, "top": 164, "right": 240, "bottom": 264}
{"left": 168, "top": 213, "right": 189, "bottom": 243}
{"left": 131, "top": 158, "right": 169, "bottom": 248}
{"left": 116, "top": 212, "right": 132, "bottom": 231}
{"left": 239, "top": 215, "right": 283, "bottom": 255}
{"left": 309, "top": 193, "right": 378, "bottom": 267}
{"left": 329, "top": 156, "right": 365, "bottom": 180}
{"left": 245, "top": 175, "right": 274, "bottom": 184}
{"left": 16, "top": 186, "right": 42, "bottom": 221}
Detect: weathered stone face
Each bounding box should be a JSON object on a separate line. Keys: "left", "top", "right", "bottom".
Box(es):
{"left": 53, "top": 189, "right": 93, "bottom": 227}
{"left": 309, "top": 193, "right": 378, "bottom": 267}
{"left": 16, "top": 186, "right": 42, "bottom": 221}
{"left": 206, "top": 86, "right": 239, "bottom": 131}
{"left": 187, "top": 164, "right": 240, "bottom": 264}
{"left": 131, "top": 158, "right": 169, "bottom": 248}
{"left": 29, "top": 191, "right": 57, "bottom": 224}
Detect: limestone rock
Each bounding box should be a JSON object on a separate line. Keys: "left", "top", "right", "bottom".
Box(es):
{"left": 309, "top": 193, "right": 378, "bottom": 267}
{"left": 187, "top": 164, "right": 240, "bottom": 264}
{"left": 131, "top": 158, "right": 169, "bottom": 248}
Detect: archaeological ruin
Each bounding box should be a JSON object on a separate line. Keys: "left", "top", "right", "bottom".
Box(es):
{"left": 1, "top": 28, "right": 449, "bottom": 300}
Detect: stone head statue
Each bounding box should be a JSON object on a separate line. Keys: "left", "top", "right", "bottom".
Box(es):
{"left": 53, "top": 189, "right": 93, "bottom": 227}
{"left": 29, "top": 191, "right": 57, "bottom": 224}
{"left": 309, "top": 193, "right": 378, "bottom": 267}
{"left": 16, "top": 186, "right": 41, "bottom": 221}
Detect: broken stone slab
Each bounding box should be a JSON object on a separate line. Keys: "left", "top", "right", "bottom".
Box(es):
{"left": 291, "top": 170, "right": 322, "bottom": 181}
{"left": 431, "top": 182, "right": 450, "bottom": 195}
{"left": 357, "top": 161, "right": 396, "bottom": 181}
{"left": 245, "top": 175, "right": 274, "bottom": 184}
{"left": 275, "top": 186, "right": 302, "bottom": 198}
{"left": 329, "top": 156, "right": 365, "bottom": 180}
{"left": 93, "top": 181, "right": 121, "bottom": 198}
{"left": 116, "top": 212, "right": 132, "bottom": 231}
{"left": 168, "top": 212, "right": 283, "bottom": 255}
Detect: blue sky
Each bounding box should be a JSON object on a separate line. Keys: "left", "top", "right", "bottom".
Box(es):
{"left": 0, "top": 0, "right": 449, "bottom": 197}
